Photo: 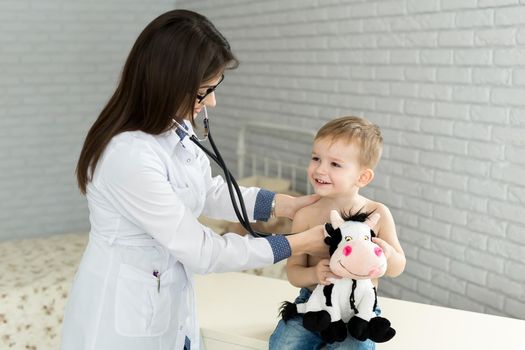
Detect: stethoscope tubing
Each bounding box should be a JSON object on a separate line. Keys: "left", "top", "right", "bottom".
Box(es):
{"left": 174, "top": 108, "right": 271, "bottom": 237}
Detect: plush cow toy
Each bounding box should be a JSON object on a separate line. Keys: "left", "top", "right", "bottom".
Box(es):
{"left": 280, "top": 210, "right": 396, "bottom": 344}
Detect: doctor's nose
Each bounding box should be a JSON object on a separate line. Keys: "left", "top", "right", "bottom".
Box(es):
{"left": 202, "top": 91, "right": 217, "bottom": 107}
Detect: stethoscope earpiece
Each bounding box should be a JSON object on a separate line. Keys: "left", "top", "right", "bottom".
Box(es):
{"left": 172, "top": 106, "right": 209, "bottom": 142}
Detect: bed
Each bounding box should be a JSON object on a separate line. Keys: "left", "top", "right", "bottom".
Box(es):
{"left": 0, "top": 122, "right": 316, "bottom": 349}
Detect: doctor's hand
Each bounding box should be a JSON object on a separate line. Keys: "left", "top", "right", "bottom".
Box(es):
{"left": 274, "top": 193, "right": 321, "bottom": 220}
{"left": 286, "top": 224, "right": 329, "bottom": 258}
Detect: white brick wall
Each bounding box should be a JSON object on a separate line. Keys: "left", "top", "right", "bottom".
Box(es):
{"left": 178, "top": 0, "right": 525, "bottom": 319}
{"left": 0, "top": 1, "right": 176, "bottom": 240}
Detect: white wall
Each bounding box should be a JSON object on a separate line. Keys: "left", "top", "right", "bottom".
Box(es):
{"left": 177, "top": 0, "right": 525, "bottom": 319}
{"left": 0, "top": 1, "right": 176, "bottom": 240}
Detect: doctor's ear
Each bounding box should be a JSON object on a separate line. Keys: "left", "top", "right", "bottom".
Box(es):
{"left": 357, "top": 168, "right": 374, "bottom": 188}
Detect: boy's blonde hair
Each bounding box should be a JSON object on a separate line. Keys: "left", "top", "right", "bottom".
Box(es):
{"left": 315, "top": 116, "right": 383, "bottom": 169}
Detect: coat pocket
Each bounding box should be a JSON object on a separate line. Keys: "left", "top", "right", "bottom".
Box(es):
{"left": 114, "top": 263, "right": 184, "bottom": 337}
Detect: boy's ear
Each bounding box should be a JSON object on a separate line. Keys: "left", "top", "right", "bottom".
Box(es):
{"left": 357, "top": 168, "right": 374, "bottom": 187}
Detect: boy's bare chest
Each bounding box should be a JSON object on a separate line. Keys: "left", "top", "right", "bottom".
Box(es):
{"left": 304, "top": 199, "right": 376, "bottom": 229}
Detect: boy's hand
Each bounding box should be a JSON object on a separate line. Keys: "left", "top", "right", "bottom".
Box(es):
{"left": 314, "top": 259, "right": 340, "bottom": 285}
{"left": 372, "top": 237, "right": 394, "bottom": 259}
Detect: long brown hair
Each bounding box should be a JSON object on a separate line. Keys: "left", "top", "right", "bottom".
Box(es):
{"left": 76, "top": 9, "right": 238, "bottom": 194}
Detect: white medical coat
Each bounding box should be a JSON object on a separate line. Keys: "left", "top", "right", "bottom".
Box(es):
{"left": 61, "top": 125, "right": 278, "bottom": 350}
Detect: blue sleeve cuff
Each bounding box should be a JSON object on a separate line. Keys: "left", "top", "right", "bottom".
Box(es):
{"left": 254, "top": 189, "right": 275, "bottom": 221}
{"left": 264, "top": 235, "right": 292, "bottom": 263}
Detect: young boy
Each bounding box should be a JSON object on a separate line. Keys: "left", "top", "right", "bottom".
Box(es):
{"left": 269, "top": 116, "right": 406, "bottom": 350}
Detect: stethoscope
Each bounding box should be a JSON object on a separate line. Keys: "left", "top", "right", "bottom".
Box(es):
{"left": 173, "top": 106, "right": 271, "bottom": 237}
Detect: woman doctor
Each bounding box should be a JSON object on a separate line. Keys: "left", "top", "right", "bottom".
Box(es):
{"left": 61, "top": 9, "right": 328, "bottom": 350}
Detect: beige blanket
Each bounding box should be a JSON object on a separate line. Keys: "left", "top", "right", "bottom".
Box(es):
{"left": 0, "top": 233, "right": 88, "bottom": 350}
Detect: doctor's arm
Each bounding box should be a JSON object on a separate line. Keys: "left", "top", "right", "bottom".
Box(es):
{"left": 199, "top": 151, "right": 319, "bottom": 222}
{"left": 102, "top": 145, "right": 327, "bottom": 274}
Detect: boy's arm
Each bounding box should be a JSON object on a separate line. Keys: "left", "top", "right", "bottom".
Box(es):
{"left": 373, "top": 204, "right": 406, "bottom": 278}
{"left": 286, "top": 208, "right": 319, "bottom": 288}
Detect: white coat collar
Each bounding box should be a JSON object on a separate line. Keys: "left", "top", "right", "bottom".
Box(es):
{"left": 154, "top": 120, "right": 195, "bottom": 155}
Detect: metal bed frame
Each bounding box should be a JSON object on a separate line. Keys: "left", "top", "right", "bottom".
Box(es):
{"left": 236, "top": 122, "right": 316, "bottom": 195}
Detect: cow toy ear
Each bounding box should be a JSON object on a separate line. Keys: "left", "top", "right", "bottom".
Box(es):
{"left": 330, "top": 210, "right": 345, "bottom": 229}
{"left": 324, "top": 222, "right": 342, "bottom": 256}
{"left": 324, "top": 223, "right": 334, "bottom": 238}
{"left": 365, "top": 213, "right": 380, "bottom": 228}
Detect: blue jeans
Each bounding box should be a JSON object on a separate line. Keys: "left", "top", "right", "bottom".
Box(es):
{"left": 269, "top": 288, "right": 378, "bottom": 350}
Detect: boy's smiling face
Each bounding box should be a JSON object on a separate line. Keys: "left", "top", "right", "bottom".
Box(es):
{"left": 307, "top": 137, "right": 369, "bottom": 198}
